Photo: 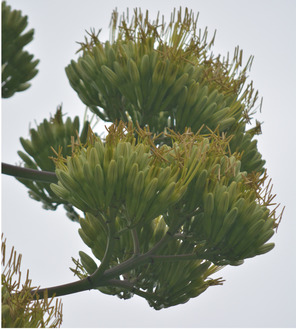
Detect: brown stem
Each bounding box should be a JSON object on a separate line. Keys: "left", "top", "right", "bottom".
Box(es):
{"left": 1, "top": 162, "right": 57, "bottom": 183}
{"left": 33, "top": 276, "right": 101, "bottom": 299}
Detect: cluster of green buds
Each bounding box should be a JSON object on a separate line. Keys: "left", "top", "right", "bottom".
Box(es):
{"left": 66, "top": 8, "right": 265, "bottom": 174}
{"left": 50, "top": 122, "right": 198, "bottom": 227}
{"left": 229, "top": 123, "right": 265, "bottom": 173}
{"left": 18, "top": 106, "right": 90, "bottom": 221}
{"left": 1, "top": 1, "right": 39, "bottom": 98}
{"left": 50, "top": 122, "right": 279, "bottom": 309}
{"left": 174, "top": 155, "right": 276, "bottom": 264}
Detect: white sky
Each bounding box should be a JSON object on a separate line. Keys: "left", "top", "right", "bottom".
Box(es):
{"left": 2, "top": 0, "right": 296, "bottom": 327}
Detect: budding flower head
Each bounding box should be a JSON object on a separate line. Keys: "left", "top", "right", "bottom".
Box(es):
{"left": 18, "top": 106, "right": 90, "bottom": 220}
{"left": 50, "top": 121, "right": 201, "bottom": 226}
{"left": 48, "top": 117, "right": 283, "bottom": 309}
{"left": 66, "top": 7, "right": 259, "bottom": 136}
{"left": 66, "top": 7, "right": 267, "bottom": 178}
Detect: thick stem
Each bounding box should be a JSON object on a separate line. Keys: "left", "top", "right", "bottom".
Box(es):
{"left": 1, "top": 162, "right": 57, "bottom": 183}
{"left": 33, "top": 276, "right": 106, "bottom": 299}
{"left": 33, "top": 252, "right": 199, "bottom": 299}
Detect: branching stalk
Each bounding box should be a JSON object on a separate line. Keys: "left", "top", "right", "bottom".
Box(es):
{"left": 103, "top": 224, "right": 181, "bottom": 281}
{"left": 32, "top": 276, "right": 104, "bottom": 299}
{"left": 1, "top": 162, "right": 57, "bottom": 183}
{"left": 32, "top": 216, "right": 184, "bottom": 299}
{"left": 150, "top": 253, "right": 202, "bottom": 262}
{"left": 107, "top": 279, "right": 163, "bottom": 301}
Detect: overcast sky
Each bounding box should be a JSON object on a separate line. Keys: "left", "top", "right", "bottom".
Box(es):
{"left": 2, "top": 0, "right": 296, "bottom": 327}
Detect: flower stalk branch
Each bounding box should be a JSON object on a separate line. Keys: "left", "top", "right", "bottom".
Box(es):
{"left": 92, "top": 219, "right": 117, "bottom": 280}
{"left": 1, "top": 162, "right": 57, "bottom": 183}
{"left": 33, "top": 223, "right": 182, "bottom": 299}
{"left": 131, "top": 228, "right": 140, "bottom": 256}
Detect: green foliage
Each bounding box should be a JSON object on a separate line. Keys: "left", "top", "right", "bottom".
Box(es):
{"left": 1, "top": 1, "right": 39, "bottom": 98}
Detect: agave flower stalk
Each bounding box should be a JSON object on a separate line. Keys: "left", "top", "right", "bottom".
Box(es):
{"left": 1, "top": 5, "right": 284, "bottom": 312}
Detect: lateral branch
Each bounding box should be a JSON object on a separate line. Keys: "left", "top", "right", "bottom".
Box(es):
{"left": 1, "top": 162, "right": 58, "bottom": 183}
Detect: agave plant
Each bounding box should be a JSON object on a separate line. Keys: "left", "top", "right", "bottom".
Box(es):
{"left": 3, "top": 5, "right": 283, "bottom": 315}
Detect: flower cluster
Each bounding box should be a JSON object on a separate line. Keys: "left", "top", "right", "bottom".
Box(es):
{"left": 1, "top": 235, "right": 62, "bottom": 327}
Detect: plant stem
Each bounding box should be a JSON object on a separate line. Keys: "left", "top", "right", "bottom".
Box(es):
{"left": 1, "top": 162, "right": 57, "bottom": 183}
{"left": 92, "top": 219, "right": 116, "bottom": 280}
{"left": 151, "top": 253, "right": 202, "bottom": 262}
{"left": 33, "top": 276, "right": 105, "bottom": 299}
{"left": 131, "top": 228, "right": 140, "bottom": 256}
{"left": 107, "top": 279, "right": 163, "bottom": 301}
{"left": 33, "top": 216, "right": 183, "bottom": 299}
{"left": 103, "top": 229, "right": 177, "bottom": 280}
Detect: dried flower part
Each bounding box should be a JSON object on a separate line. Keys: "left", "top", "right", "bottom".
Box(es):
{"left": 1, "top": 234, "right": 63, "bottom": 328}
{"left": 1, "top": 1, "right": 39, "bottom": 98}
{"left": 17, "top": 106, "right": 90, "bottom": 221}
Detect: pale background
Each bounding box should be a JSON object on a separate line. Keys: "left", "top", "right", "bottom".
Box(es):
{"left": 1, "top": 0, "right": 296, "bottom": 327}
